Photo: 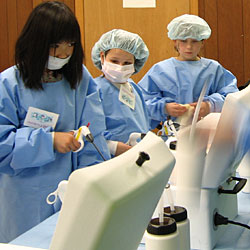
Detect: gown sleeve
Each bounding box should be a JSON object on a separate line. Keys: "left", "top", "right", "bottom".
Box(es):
{"left": 0, "top": 71, "right": 55, "bottom": 176}
{"left": 76, "top": 69, "right": 111, "bottom": 168}
{"left": 138, "top": 63, "right": 176, "bottom": 128}
{"left": 204, "top": 66, "right": 238, "bottom": 112}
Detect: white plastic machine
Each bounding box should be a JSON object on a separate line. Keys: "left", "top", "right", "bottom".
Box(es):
{"left": 238, "top": 149, "right": 250, "bottom": 193}
{"left": 50, "top": 131, "right": 175, "bottom": 250}
{"left": 0, "top": 131, "right": 175, "bottom": 250}
{"left": 236, "top": 85, "right": 250, "bottom": 193}
{"left": 174, "top": 87, "right": 250, "bottom": 250}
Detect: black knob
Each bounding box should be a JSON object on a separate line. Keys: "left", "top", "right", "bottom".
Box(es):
{"left": 136, "top": 151, "right": 150, "bottom": 166}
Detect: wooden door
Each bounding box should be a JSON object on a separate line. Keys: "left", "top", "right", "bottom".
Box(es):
{"left": 79, "top": 0, "right": 198, "bottom": 83}
{"left": 0, "top": 0, "right": 33, "bottom": 72}
{"left": 199, "top": 0, "right": 250, "bottom": 87}
{"left": 243, "top": 0, "right": 250, "bottom": 87}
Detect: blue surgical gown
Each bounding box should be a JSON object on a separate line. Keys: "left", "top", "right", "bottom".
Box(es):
{"left": 138, "top": 57, "right": 238, "bottom": 129}
{"left": 94, "top": 76, "right": 150, "bottom": 144}
{"left": 0, "top": 65, "right": 111, "bottom": 243}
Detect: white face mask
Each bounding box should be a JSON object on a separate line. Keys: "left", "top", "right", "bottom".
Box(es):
{"left": 47, "top": 55, "right": 71, "bottom": 70}
{"left": 101, "top": 60, "right": 135, "bottom": 83}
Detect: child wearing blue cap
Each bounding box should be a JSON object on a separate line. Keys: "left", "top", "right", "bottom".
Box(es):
{"left": 91, "top": 29, "right": 150, "bottom": 156}
{"left": 138, "top": 14, "right": 238, "bottom": 129}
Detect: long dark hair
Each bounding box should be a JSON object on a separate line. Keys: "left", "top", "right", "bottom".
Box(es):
{"left": 15, "top": 1, "right": 84, "bottom": 90}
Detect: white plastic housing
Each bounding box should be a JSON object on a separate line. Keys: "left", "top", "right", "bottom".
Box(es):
{"left": 49, "top": 131, "right": 175, "bottom": 250}
{"left": 174, "top": 86, "right": 250, "bottom": 250}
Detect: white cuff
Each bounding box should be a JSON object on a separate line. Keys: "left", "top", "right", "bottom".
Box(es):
{"left": 107, "top": 140, "right": 118, "bottom": 156}
{"left": 51, "top": 132, "right": 55, "bottom": 145}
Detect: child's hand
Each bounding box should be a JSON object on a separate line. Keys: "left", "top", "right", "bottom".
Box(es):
{"left": 53, "top": 131, "right": 81, "bottom": 153}
{"left": 165, "top": 102, "right": 187, "bottom": 117}
{"left": 115, "top": 142, "right": 132, "bottom": 156}
{"left": 190, "top": 101, "right": 210, "bottom": 120}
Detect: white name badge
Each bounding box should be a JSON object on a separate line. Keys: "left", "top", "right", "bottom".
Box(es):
{"left": 119, "top": 84, "right": 135, "bottom": 110}
{"left": 24, "top": 107, "right": 59, "bottom": 129}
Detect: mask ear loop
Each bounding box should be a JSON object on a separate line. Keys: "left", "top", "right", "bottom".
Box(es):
{"left": 101, "top": 50, "right": 111, "bottom": 66}
{"left": 100, "top": 52, "right": 106, "bottom": 77}
{"left": 101, "top": 52, "right": 106, "bottom": 66}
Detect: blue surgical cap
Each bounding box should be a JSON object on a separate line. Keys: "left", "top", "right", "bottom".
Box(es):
{"left": 167, "top": 14, "right": 211, "bottom": 41}
{"left": 91, "top": 29, "right": 149, "bottom": 74}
